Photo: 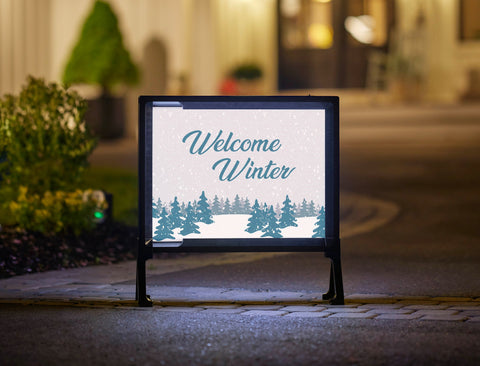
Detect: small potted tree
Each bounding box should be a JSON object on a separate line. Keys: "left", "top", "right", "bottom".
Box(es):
{"left": 63, "top": 0, "right": 139, "bottom": 138}
{"left": 220, "top": 62, "right": 264, "bottom": 95}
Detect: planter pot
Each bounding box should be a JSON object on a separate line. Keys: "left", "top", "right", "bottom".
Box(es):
{"left": 85, "top": 95, "right": 126, "bottom": 139}
{"left": 389, "top": 79, "right": 421, "bottom": 103}
{"left": 236, "top": 79, "right": 264, "bottom": 95}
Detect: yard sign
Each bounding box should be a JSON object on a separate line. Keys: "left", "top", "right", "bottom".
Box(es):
{"left": 137, "top": 96, "right": 343, "bottom": 306}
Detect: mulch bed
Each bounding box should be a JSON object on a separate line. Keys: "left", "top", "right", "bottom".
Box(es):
{"left": 0, "top": 222, "right": 138, "bottom": 278}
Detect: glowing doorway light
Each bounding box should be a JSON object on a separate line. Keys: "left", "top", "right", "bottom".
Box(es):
{"left": 344, "top": 15, "right": 375, "bottom": 44}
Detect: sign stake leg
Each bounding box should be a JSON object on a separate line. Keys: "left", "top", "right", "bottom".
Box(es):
{"left": 322, "top": 263, "right": 336, "bottom": 301}
{"left": 136, "top": 254, "right": 153, "bottom": 307}
{"left": 330, "top": 254, "right": 344, "bottom": 305}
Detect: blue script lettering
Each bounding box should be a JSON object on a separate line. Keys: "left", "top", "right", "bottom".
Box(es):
{"left": 212, "top": 158, "right": 296, "bottom": 182}
{"left": 182, "top": 130, "right": 282, "bottom": 155}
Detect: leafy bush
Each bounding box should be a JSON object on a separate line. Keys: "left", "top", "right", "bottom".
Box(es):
{"left": 0, "top": 76, "right": 99, "bottom": 234}
{"left": 231, "top": 63, "right": 263, "bottom": 80}
{"left": 9, "top": 187, "right": 106, "bottom": 235}
{"left": 0, "top": 76, "right": 96, "bottom": 196}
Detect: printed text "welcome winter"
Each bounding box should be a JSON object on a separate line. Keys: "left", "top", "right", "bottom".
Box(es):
{"left": 182, "top": 130, "right": 296, "bottom": 181}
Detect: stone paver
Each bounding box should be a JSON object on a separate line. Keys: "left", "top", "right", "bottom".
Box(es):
{"left": 1, "top": 279, "right": 480, "bottom": 323}
{"left": 239, "top": 305, "right": 284, "bottom": 310}
{"left": 284, "top": 312, "right": 331, "bottom": 318}
{"left": 447, "top": 306, "right": 480, "bottom": 311}
{"left": 403, "top": 304, "right": 449, "bottom": 310}
{"left": 324, "top": 307, "right": 368, "bottom": 313}
{"left": 411, "top": 310, "right": 459, "bottom": 316}
{"left": 365, "top": 309, "right": 414, "bottom": 315}
{"left": 241, "top": 310, "right": 288, "bottom": 317}
{"left": 457, "top": 310, "right": 480, "bottom": 317}
{"left": 420, "top": 315, "right": 468, "bottom": 322}
{"left": 278, "top": 305, "right": 323, "bottom": 312}
{"left": 329, "top": 312, "right": 377, "bottom": 319}
{"left": 441, "top": 302, "right": 479, "bottom": 307}
{"left": 358, "top": 304, "right": 404, "bottom": 310}
{"left": 375, "top": 313, "right": 423, "bottom": 320}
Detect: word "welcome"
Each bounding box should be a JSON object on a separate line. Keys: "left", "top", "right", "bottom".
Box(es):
{"left": 182, "top": 130, "right": 281, "bottom": 154}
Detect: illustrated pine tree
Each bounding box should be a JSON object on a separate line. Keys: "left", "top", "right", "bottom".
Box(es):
{"left": 192, "top": 200, "right": 198, "bottom": 221}
{"left": 275, "top": 203, "right": 281, "bottom": 218}
{"left": 153, "top": 207, "right": 175, "bottom": 241}
{"left": 232, "top": 194, "right": 242, "bottom": 214}
{"left": 197, "top": 191, "right": 214, "bottom": 224}
{"left": 292, "top": 203, "right": 298, "bottom": 217}
{"left": 211, "top": 195, "right": 221, "bottom": 215}
{"left": 223, "top": 198, "right": 232, "bottom": 214}
{"left": 243, "top": 197, "right": 251, "bottom": 214}
{"left": 245, "top": 199, "right": 264, "bottom": 233}
{"left": 308, "top": 200, "right": 316, "bottom": 216}
{"left": 261, "top": 205, "right": 283, "bottom": 238}
{"left": 299, "top": 198, "right": 309, "bottom": 217}
{"left": 169, "top": 196, "right": 183, "bottom": 229}
{"left": 152, "top": 198, "right": 160, "bottom": 218}
{"left": 180, "top": 202, "right": 200, "bottom": 236}
{"left": 261, "top": 203, "right": 269, "bottom": 226}
{"left": 219, "top": 198, "right": 225, "bottom": 215}
{"left": 279, "top": 195, "right": 298, "bottom": 228}
{"left": 180, "top": 202, "right": 186, "bottom": 217}
{"left": 312, "top": 206, "right": 326, "bottom": 238}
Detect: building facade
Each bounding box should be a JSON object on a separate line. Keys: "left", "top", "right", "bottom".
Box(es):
{"left": 1, "top": 0, "right": 479, "bottom": 136}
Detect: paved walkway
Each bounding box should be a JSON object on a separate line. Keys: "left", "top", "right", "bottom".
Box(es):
{"left": 1, "top": 189, "right": 478, "bottom": 322}
{"left": 0, "top": 192, "right": 405, "bottom": 317}
{"left": 1, "top": 289, "right": 479, "bottom": 322}
{"left": 1, "top": 247, "right": 479, "bottom": 322}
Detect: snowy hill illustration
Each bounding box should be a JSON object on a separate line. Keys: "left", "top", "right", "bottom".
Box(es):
{"left": 152, "top": 192, "right": 325, "bottom": 242}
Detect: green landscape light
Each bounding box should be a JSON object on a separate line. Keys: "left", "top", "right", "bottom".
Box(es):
{"left": 94, "top": 211, "right": 104, "bottom": 219}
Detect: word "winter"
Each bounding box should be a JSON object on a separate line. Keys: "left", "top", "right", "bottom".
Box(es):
{"left": 181, "top": 129, "right": 296, "bottom": 181}
{"left": 212, "top": 158, "right": 295, "bottom": 181}
{"left": 182, "top": 130, "right": 281, "bottom": 154}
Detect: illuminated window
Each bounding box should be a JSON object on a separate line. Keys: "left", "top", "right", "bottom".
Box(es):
{"left": 460, "top": 0, "right": 480, "bottom": 41}
{"left": 280, "top": 0, "right": 333, "bottom": 49}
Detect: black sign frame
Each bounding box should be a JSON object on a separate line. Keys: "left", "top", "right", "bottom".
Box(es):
{"left": 137, "top": 96, "right": 343, "bottom": 306}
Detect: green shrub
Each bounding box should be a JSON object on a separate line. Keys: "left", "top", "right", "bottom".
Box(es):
{"left": 62, "top": 0, "right": 139, "bottom": 94}
{"left": 9, "top": 187, "right": 106, "bottom": 235}
{"left": 0, "top": 76, "right": 97, "bottom": 196}
{"left": 231, "top": 63, "right": 263, "bottom": 81}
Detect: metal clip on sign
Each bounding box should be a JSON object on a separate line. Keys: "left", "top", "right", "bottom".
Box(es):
{"left": 136, "top": 96, "right": 343, "bottom": 306}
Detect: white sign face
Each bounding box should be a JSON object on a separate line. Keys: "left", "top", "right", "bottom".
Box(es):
{"left": 151, "top": 107, "right": 326, "bottom": 242}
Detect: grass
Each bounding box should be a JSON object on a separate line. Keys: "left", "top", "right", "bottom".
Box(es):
{"left": 81, "top": 166, "right": 138, "bottom": 226}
